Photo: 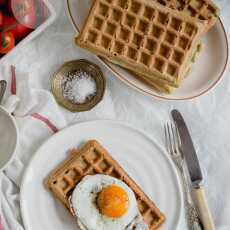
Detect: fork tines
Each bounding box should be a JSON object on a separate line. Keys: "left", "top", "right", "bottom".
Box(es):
{"left": 164, "top": 122, "right": 181, "bottom": 156}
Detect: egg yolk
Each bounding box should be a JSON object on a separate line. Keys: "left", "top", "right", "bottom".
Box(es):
{"left": 97, "top": 185, "right": 129, "bottom": 218}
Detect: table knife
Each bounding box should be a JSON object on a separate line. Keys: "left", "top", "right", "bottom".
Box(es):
{"left": 171, "top": 109, "right": 215, "bottom": 230}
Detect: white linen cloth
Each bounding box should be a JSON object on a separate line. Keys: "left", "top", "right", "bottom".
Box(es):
{"left": 0, "top": 0, "right": 230, "bottom": 229}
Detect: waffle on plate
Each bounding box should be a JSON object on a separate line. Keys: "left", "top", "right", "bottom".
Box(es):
{"left": 75, "top": 0, "right": 205, "bottom": 91}
{"left": 45, "top": 140, "right": 166, "bottom": 229}
{"left": 151, "top": 0, "right": 219, "bottom": 32}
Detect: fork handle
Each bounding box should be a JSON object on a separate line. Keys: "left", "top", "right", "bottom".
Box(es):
{"left": 179, "top": 165, "right": 202, "bottom": 230}
{"left": 192, "top": 187, "right": 215, "bottom": 230}
{"left": 186, "top": 201, "right": 202, "bottom": 230}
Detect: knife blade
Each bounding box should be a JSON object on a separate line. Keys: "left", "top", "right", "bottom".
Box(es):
{"left": 171, "top": 109, "right": 202, "bottom": 188}
{"left": 171, "top": 109, "right": 215, "bottom": 230}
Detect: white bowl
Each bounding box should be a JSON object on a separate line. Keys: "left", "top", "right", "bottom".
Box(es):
{"left": 0, "top": 0, "right": 56, "bottom": 63}
{"left": 0, "top": 106, "right": 18, "bottom": 171}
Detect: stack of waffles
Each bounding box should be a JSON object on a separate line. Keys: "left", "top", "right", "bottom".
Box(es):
{"left": 151, "top": 0, "right": 219, "bottom": 32}
{"left": 46, "top": 140, "right": 166, "bottom": 229}
{"left": 75, "top": 0, "right": 219, "bottom": 93}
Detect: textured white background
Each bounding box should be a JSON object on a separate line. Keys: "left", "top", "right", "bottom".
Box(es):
{"left": 0, "top": 0, "right": 230, "bottom": 229}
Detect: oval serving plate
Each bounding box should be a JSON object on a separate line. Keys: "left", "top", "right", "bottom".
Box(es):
{"left": 20, "top": 120, "right": 183, "bottom": 230}
{"left": 66, "top": 0, "right": 228, "bottom": 100}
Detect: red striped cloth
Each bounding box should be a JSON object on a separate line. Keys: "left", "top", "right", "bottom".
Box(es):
{"left": 10, "top": 65, "right": 17, "bottom": 95}
{"left": 10, "top": 66, "right": 59, "bottom": 134}
{"left": 0, "top": 215, "right": 3, "bottom": 230}
{"left": 31, "top": 113, "right": 59, "bottom": 133}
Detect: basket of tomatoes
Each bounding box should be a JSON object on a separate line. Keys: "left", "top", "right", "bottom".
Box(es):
{"left": 0, "top": 0, "right": 55, "bottom": 59}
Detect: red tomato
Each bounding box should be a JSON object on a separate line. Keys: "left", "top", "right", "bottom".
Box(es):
{"left": 1, "top": 15, "right": 33, "bottom": 40}
{"left": 0, "top": 11, "right": 2, "bottom": 25}
{"left": 8, "top": 0, "right": 36, "bottom": 29}
{"left": 0, "top": 31, "right": 15, "bottom": 54}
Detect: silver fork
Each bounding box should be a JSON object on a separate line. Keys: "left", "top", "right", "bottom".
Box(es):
{"left": 164, "top": 122, "right": 202, "bottom": 230}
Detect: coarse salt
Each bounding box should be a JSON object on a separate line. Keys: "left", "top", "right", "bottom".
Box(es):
{"left": 62, "top": 70, "right": 97, "bottom": 104}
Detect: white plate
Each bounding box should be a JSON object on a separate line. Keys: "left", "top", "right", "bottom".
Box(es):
{"left": 66, "top": 0, "right": 229, "bottom": 100}
{"left": 20, "top": 120, "right": 183, "bottom": 230}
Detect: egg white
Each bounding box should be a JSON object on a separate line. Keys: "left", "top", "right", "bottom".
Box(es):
{"left": 71, "top": 175, "right": 140, "bottom": 230}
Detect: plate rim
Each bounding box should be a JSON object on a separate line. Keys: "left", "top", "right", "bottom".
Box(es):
{"left": 20, "top": 119, "right": 183, "bottom": 230}
{"left": 65, "top": 0, "right": 229, "bottom": 101}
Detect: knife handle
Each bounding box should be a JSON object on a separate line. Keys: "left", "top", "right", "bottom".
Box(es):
{"left": 192, "top": 187, "right": 215, "bottom": 230}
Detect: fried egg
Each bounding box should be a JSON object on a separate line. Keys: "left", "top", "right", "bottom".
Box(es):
{"left": 70, "top": 175, "right": 148, "bottom": 230}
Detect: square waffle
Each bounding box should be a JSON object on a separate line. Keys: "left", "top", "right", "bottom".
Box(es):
{"left": 152, "top": 0, "right": 219, "bottom": 32}
{"left": 45, "top": 140, "right": 166, "bottom": 229}
{"left": 75, "top": 0, "right": 205, "bottom": 88}
{"left": 133, "top": 41, "right": 202, "bottom": 93}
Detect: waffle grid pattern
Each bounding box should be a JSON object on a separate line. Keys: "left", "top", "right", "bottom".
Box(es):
{"left": 46, "top": 140, "right": 165, "bottom": 229}
{"left": 76, "top": 0, "right": 204, "bottom": 86}
{"left": 155, "top": 0, "right": 219, "bottom": 25}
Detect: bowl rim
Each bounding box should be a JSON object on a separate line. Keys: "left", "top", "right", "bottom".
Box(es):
{"left": 0, "top": 106, "right": 19, "bottom": 172}
{"left": 51, "top": 59, "right": 106, "bottom": 112}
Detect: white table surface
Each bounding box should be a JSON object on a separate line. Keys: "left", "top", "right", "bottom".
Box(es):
{"left": 0, "top": 0, "right": 230, "bottom": 229}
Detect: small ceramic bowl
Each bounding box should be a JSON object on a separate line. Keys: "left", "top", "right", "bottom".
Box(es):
{"left": 51, "top": 59, "right": 106, "bottom": 112}
{"left": 0, "top": 80, "right": 20, "bottom": 172}
{"left": 0, "top": 106, "right": 19, "bottom": 171}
